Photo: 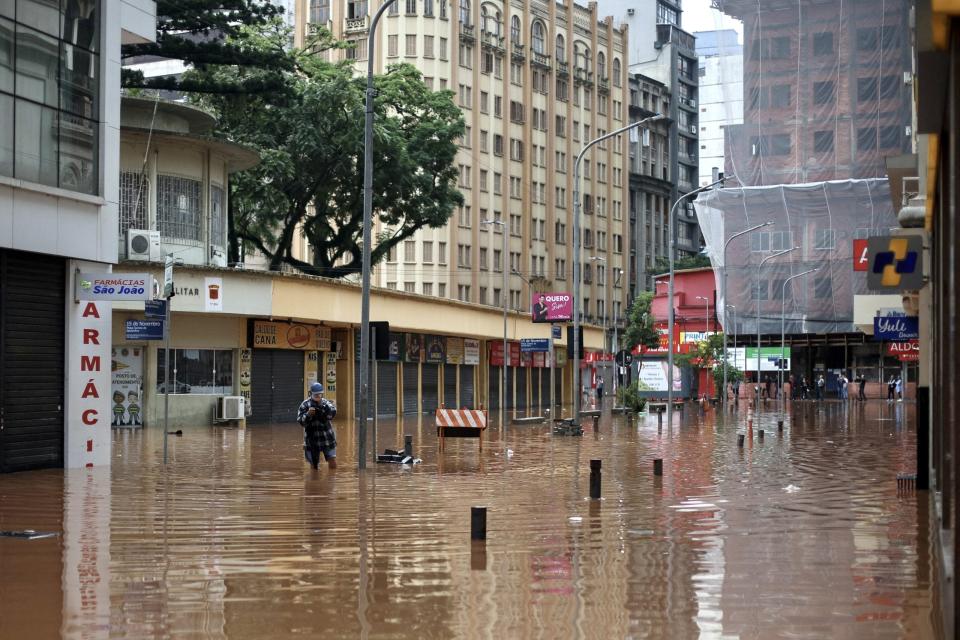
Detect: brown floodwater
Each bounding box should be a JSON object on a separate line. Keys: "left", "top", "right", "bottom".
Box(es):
{"left": 0, "top": 400, "right": 942, "bottom": 639}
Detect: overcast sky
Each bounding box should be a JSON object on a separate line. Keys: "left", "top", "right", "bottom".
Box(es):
{"left": 683, "top": 0, "right": 744, "bottom": 42}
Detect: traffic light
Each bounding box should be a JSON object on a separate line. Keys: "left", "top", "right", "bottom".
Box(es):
{"left": 567, "top": 326, "right": 584, "bottom": 359}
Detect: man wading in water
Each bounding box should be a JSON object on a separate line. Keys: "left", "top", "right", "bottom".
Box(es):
{"left": 298, "top": 382, "right": 337, "bottom": 469}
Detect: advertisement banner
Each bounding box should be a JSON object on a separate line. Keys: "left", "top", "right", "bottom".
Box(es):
{"left": 873, "top": 316, "right": 919, "bottom": 340}
{"left": 111, "top": 346, "right": 143, "bottom": 427}
{"left": 204, "top": 277, "right": 223, "bottom": 312}
{"left": 405, "top": 334, "right": 424, "bottom": 362}
{"left": 78, "top": 273, "right": 153, "bottom": 301}
{"left": 520, "top": 351, "right": 533, "bottom": 367}
{"left": 637, "top": 361, "right": 681, "bottom": 392}
{"left": 489, "top": 341, "right": 521, "bottom": 367}
{"left": 387, "top": 332, "right": 404, "bottom": 361}
{"left": 446, "top": 337, "right": 464, "bottom": 364}
{"left": 425, "top": 335, "right": 446, "bottom": 363}
{"left": 253, "top": 320, "right": 332, "bottom": 350}
{"left": 463, "top": 339, "right": 480, "bottom": 365}
{"left": 554, "top": 349, "right": 567, "bottom": 367}
{"left": 239, "top": 349, "right": 252, "bottom": 415}
{"left": 735, "top": 347, "right": 791, "bottom": 372}
{"left": 886, "top": 340, "right": 920, "bottom": 361}
{"left": 532, "top": 352, "right": 546, "bottom": 367}
{"left": 531, "top": 292, "right": 573, "bottom": 323}
{"left": 324, "top": 351, "right": 338, "bottom": 392}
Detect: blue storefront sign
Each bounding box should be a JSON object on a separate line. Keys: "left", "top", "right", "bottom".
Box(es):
{"left": 551, "top": 325, "right": 562, "bottom": 340}
{"left": 144, "top": 299, "right": 166, "bottom": 319}
{"left": 126, "top": 319, "right": 164, "bottom": 341}
{"left": 874, "top": 315, "right": 919, "bottom": 340}
{"left": 520, "top": 338, "right": 550, "bottom": 352}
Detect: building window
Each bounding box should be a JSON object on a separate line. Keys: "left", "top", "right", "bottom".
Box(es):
{"left": 511, "top": 15, "right": 521, "bottom": 43}
{"left": 531, "top": 20, "right": 545, "bottom": 55}
{"left": 157, "top": 175, "right": 202, "bottom": 242}
{"left": 457, "top": 244, "right": 471, "bottom": 267}
{"left": 458, "top": 284, "right": 471, "bottom": 301}
{"left": 612, "top": 58, "right": 621, "bottom": 85}
{"left": 509, "top": 100, "right": 524, "bottom": 123}
{"left": 459, "top": 43, "right": 473, "bottom": 68}
{"left": 771, "top": 84, "right": 791, "bottom": 108}
{"left": 310, "top": 0, "right": 330, "bottom": 23}
{"left": 750, "top": 282, "right": 768, "bottom": 301}
{"left": 438, "top": 283, "right": 446, "bottom": 297}
{"left": 812, "top": 31, "right": 833, "bottom": 56}
{"left": 814, "top": 276, "right": 833, "bottom": 299}
{"left": 424, "top": 35, "right": 434, "bottom": 57}
{"left": 814, "top": 81, "right": 835, "bottom": 105}
{"left": 856, "top": 27, "right": 878, "bottom": 51}
{"left": 438, "top": 241, "right": 447, "bottom": 264}
{"left": 423, "top": 241, "right": 433, "bottom": 263}
{"left": 656, "top": 1, "right": 678, "bottom": 25}
{"left": 404, "top": 281, "right": 416, "bottom": 293}
{"left": 348, "top": 0, "right": 367, "bottom": 19}
{"left": 813, "top": 228, "right": 836, "bottom": 250}
{"left": 422, "top": 282, "right": 433, "bottom": 296}
{"left": 424, "top": 0, "right": 433, "bottom": 16}
{"left": 406, "top": 34, "right": 417, "bottom": 56}
{"left": 157, "top": 349, "right": 234, "bottom": 395}
{"left": 814, "top": 130, "right": 834, "bottom": 153}
{"left": 459, "top": 0, "right": 470, "bottom": 24}
{"left": 857, "top": 127, "right": 877, "bottom": 151}
{"left": 510, "top": 138, "right": 523, "bottom": 162}
{"left": 210, "top": 185, "right": 225, "bottom": 248}
{"left": 404, "top": 240, "right": 416, "bottom": 262}
{"left": 388, "top": 34, "right": 398, "bottom": 57}
{"left": 858, "top": 77, "right": 877, "bottom": 102}
{"left": 120, "top": 172, "right": 148, "bottom": 234}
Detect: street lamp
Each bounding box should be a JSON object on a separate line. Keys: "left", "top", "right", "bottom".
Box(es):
{"left": 358, "top": 0, "right": 399, "bottom": 469}
{"left": 613, "top": 267, "right": 623, "bottom": 401}
{"left": 726, "top": 304, "right": 736, "bottom": 400}
{"left": 755, "top": 247, "right": 797, "bottom": 402}
{"left": 780, "top": 268, "right": 817, "bottom": 399}
{"left": 721, "top": 221, "right": 773, "bottom": 410}
{"left": 667, "top": 177, "right": 728, "bottom": 427}
{"left": 484, "top": 218, "right": 508, "bottom": 429}
{"left": 589, "top": 255, "right": 607, "bottom": 403}
{"left": 574, "top": 114, "right": 665, "bottom": 422}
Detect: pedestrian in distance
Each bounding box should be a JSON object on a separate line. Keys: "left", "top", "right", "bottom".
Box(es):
{"left": 896, "top": 375, "right": 903, "bottom": 401}
{"left": 887, "top": 376, "right": 896, "bottom": 401}
{"left": 298, "top": 382, "right": 338, "bottom": 470}
{"left": 816, "top": 374, "right": 825, "bottom": 401}
{"left": 597, "top": 376, "right": 604, "bottom": 403}
{"left": 857, "top": 372, "right": 867, "bottom": 400}
{"left": 840, "top": 373, "right": 848, "bottom": 400}
{"left": 799, "top": 375, "right": 809, "bottom": 400}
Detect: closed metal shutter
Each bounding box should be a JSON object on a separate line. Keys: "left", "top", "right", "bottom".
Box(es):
{"left": 516, "top": 368, "right": 528, "bottom": 413}
{"left": 402, "top": 363, "right": 418, "bottom": 414}
{"left": 248, "top": 350, "right": 304, "bottom": 424}
{"left": 505, "top": 367, "right": 515, "bottom": 409}
{"left": 443, "top": 364, "right": 457, "bottom": 408}
{"left": 421, "top": 363, "right": 439, "bottom": 414}
{"left": 0, "top": 251, "right": 65, "bottom": 472}
{"left": 540, "top": 369, "right": 552, "bottom": 413}
{"left": 461, "top": 366, "right": 475, "bottom": 408}
{"left": 555, "top": 369, "right": 563, "bottom": 409}
{"left": 375, "top": 362, "right": 398, "bottom": 417}
{"left": 487, "top": 366, "right": 500, "bottom": 410}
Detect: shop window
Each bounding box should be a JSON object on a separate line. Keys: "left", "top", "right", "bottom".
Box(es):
{"left": 157, "top": 349, "right": 234, "bottom": 395}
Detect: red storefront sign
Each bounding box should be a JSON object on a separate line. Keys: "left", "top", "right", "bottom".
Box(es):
{"left": 886, "top": 340, "right": 920, "bottom": 361}
{"left": 853, "top": 239, "right": 869, "bottom": 271}
{"left": 489, "top": 341, "right": 521, "bottom": 366}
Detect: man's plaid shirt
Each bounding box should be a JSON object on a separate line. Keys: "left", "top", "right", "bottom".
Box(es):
{"left": 297, "top": 397, "right": 337, "bottom": 451}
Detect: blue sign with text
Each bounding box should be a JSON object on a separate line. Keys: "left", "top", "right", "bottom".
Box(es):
{"left": 126, "top": 319, "right": 164, "bottom": 341}
{"left": 552, "top": 325, "right": 562, "bottom": 340}
{"left": 520, "top": 338, "right": 550, "bottom": 352}
{"left": 873, "top": 315, "right": 919, "bottom": 340}
{"left": 144, "top": 299, "right": 166, "bottom": 319}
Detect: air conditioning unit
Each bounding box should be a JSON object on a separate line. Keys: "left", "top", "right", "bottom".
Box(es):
{"left": 127, "top": 229, "right": 161, "bottom": 261}
{"left": 216, "top": 396, "right": 246, "bottom": 421}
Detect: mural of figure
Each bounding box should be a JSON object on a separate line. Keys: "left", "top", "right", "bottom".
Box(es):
{"left": 126, "top": 391, "right": 142, "bottom": 426}
{"left": 112, "top": 391, "right": 126, "bottom": 426}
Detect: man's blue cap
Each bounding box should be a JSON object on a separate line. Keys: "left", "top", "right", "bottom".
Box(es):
{"left": 310, "top": 382, "right": 324, "bottom": 394}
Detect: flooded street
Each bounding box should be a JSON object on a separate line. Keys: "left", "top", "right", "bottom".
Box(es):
{"left": 0, "top": 401, "right": 941, "bottom": 639}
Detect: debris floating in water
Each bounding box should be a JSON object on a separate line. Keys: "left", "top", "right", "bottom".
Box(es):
{"left": 0, "top": 529, "right": 59, "bottom": 540}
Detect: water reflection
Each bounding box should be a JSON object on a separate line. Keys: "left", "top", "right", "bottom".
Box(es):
{"left": 0, "top": 401, "right": 941, "bottom": 638}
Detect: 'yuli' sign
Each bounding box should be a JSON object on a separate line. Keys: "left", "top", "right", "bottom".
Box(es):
{"left": 873, "top": 315, "right": 919, "bottom": 340}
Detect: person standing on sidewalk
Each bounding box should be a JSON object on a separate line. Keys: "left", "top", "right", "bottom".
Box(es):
{"left": 816, "top": 374, "right": 825, "bottom": 400}
{"left": 298, "top": 382, "right": 337, "bottom": 470}
{"left": 856, "top": 372, "right": 867, "bottom": 400}
{"left": 887, "top": 376, "right": 897, "bottom": 401}
{"left": 896, "top": 375, "right": 903, "bottom": 401}
{"left": 596, "top": 376, "right": 604, "bottom": 405}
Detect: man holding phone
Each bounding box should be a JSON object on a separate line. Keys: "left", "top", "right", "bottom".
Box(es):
{"left": 298, "top": 382, "right": 338, "bottom": 469}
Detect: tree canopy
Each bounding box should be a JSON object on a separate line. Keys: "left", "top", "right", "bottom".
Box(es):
{"left": 190, "top": 25, "right": 465, "bottom": 277}
{"left": 622, "top": 292, "right": 660, "bottom": 352}
{"left": 651, "top": 252, "right": 712, "bottom": 275}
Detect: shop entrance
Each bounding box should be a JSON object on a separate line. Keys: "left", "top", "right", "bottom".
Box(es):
{"left": 0, "top": 250, "right": 66, "bottom": 472}
{"left": 248, "top": 350, "right": 305, "bottom": 424}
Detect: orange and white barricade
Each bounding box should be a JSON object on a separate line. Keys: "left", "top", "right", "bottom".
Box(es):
{"left": 435, "top": 408, "right": 488, "bottom": 452}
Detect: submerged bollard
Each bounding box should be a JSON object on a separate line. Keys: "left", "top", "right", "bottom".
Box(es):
{"left": 777, "top": 420, "right": 784, "bottom": 432}
{"left": 471, "top": 506, "right": 487, "bottom": 540}
{"left": 737, "top": 434, "right": 745, "bottom": 447}
{"left": 590, "top": 459, "right": 602, "bottom": 499}
{"left": 653, "top": 458, "right": 663, "bottom": 476}
{"left": 593, "top": 415, "right": 600, "bottom": 430}
{"left": 404, "top": 434, "right": 413, "bottom": 459}
{"left": 657, "top": 411, "right": 663, "bottom": 427}
{"left": 758, "top": 429, "right": 764, "bottom": 440}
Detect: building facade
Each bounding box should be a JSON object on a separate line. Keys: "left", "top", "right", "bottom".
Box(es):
{"left": 294, "top": 0, "right": 631, "bottom": 340}
{"left": 694, "top": 28, "right": 742, "bottom": 187}
{"left": 0, "top": 0, "right": 156, "bottom": 473}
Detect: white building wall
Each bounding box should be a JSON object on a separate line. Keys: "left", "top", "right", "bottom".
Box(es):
{"left": 697, "top": 50, "right": 742, "bottom": 186}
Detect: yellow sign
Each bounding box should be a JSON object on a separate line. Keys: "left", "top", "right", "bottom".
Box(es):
{"left": 446, "top": 338, "right": 464, "bottom": 364}
{"left": 252, "top": 321, "right": 331, "bottom": 351}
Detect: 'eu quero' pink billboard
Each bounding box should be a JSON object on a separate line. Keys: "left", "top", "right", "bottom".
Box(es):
{"left": 531, "top": 292, "right": 572, "bottom": 323}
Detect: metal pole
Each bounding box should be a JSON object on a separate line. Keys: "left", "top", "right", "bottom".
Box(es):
{"left": 755, "top": 247, "right": 797, "bottom": 402}
{"left": 721, "top": 221, "right": 771, "bottom": 410}
{"left": 550, "top": 325, "right": 555, "bottom": 416}
{"left": 359, "top": 0, "right": 397, "bottom": 469}
{"left": 575, "top": 116, "right": 663, "bottom": 423}
{"left": 162, "top": 292, "right": 171, "bottom": 464}
{"left": 667, "top": 177, "right": 727, "bottom": 426}
{"left": 780, "top": 269, "right": 817, "bottom": 407}
{"left": 502, "top": 222, "right": 507, "bottom": 429}
{"left": 372, "top": 325, "right": 377, "bottom": 458}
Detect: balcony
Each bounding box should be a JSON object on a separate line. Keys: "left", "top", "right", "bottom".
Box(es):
{"left": 531, "top": 51, "right": 551, "bottom": 69}
{"left": 597, "top": 76, "right": 610, "bottom": 93}
{"left": 344, "top": 16, "right": 368, "bottom": 33}
{"left": 556, "top": 60, "right": 569, "bottom": 77}
{"left": 481, "top": 30, "right": 504, "bottom": 51}
{"left": 574, "top": 67, "right": 593, "bottom": 86}
{"left": 511, "top": 41, "right": 525, "bottom": 60}
{"left": 459, "top": 22, "right": 475, "bottom": 41}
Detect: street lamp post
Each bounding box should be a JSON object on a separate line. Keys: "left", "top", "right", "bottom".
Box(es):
{"left": 780, "top": 268, "right": 817, "bottom": 399}
{"left": 667, "top": 177, "right": 728, "bottom": 427}
{"left": 484, "top": 218, "right": 508, "bottom": 429}
{"left": 613, "top": 267, "right": 623, "bottom": 403}
{"left": 755, "top": 247, "right": 798, "bottom": 403}
{"left": 358, "top": 0, "right": 399, "bottom": 469}
{"left": 589, "top": 255, "right": 606, "bottom": 405}
{"left": 574, "top": 115, "right": 665, "bottom": 422}
{"left": 722, "top": 221, "right": 772, "bottom": 409}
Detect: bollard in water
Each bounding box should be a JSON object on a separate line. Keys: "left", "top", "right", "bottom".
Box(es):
{"left": 593, "top": 415, "right": 599, "bottom": 430}
{"left": 758, "top": 429, "right": 764, "bottom": 440}
{"left": 653, "top": 458, "right": 663, "bottom": 476}
{"left": 777, "top": 420, "right": 784, "bottom": 432}
{"left": 471, "top": 506, "right": 487, "bottom": 540}
{"left": 590, "top": 459, "right": 602, "bottom": 499}
{"left": 404, "top": 434, "right": 413, "bottom": 459}
{"left": 897, "top": 473, "right": 917, "bottom": 492}
{"left": 737, "top": 434, "right": 745, "bottom": 447}
{"left": 657, "top": 411, "right": 663, "bottom": 426}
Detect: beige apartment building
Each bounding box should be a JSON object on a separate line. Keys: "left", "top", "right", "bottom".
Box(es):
{"left": 294, "top": 0, "right": 630, "bottom": 339}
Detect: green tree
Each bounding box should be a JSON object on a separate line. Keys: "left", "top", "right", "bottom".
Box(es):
{"left": 192, "top": 26, "right": 465, "bottom": 275}
{"left": 622, "top": 292, "right": 660, "bottom": 352}
{"left": 675, "top": 334, "right": 743, "bottom": 397}
{"left": 121, "top": 0, "right": 297, "bottom": 94}
{"left": 652, "top": 253, "right": 712, "bottom": 275}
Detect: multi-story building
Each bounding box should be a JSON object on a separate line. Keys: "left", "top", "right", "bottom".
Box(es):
{"left": 594, "top": 0, "right": 701, "bottom": 261}
{"left": 694, "top": 28, "right": 742, "bottom": 187}
{"left": 626, "top": 73, "right": 673, "bottom": 296}
{"left": 295, "top": 0, "right": 631, "bottom": 339}
{"left": 0, "top": 0, "right": 156, "bottom": 473}
{"left": 716, "top": 0, "right": 913, "bottom": 186}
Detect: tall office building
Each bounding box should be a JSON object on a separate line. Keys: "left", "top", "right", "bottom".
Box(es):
{"left": 294, "top": 0, "right": 631, "bottom": 333}
{"left": 694, "top": 28, "right": 742, "bottom": 187}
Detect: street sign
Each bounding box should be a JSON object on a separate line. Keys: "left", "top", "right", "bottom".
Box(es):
{"left": 866, "top": 236, "right": 923, "bottom": 290}
{"left": 615, "top": 350, "right": 633, "bottom": 366}
{"left": 77, "top": 273, "right": 153, "bottom": 301}
{"left": 125, "top": 319, "right": 164, "bottom": 341}
{"left": 520, "top": 338, "right": 550, "bottom": 352}
{"left": 551, "top": 325, "right": 562, "bottom": 340}
{"left": 145, "top": 299, "right": 166, "bottom": 319}
{"left": 163, "top": 255, "right": 174, "bottom": 298}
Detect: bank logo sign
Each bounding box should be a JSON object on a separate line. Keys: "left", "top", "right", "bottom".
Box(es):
{"left": 866, "top": 236, "right": 922, "bottom": 291}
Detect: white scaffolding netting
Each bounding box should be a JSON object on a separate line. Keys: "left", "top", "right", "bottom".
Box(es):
{"left": 696, "top": 178, "right": 897, "bottom": 336}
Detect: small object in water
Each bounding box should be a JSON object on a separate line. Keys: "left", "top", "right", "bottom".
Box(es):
{"left": 167, "top": 430, "right": 183, "bottom": 436}
{"left": 0, "top": 529, "right": 58, "bottom": 540}
{"left": 897, "top": 473, "right": 917, "bottom": 491}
